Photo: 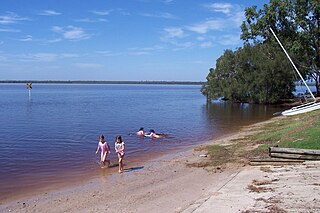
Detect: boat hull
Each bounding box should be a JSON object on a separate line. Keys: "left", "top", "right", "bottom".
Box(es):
{"left": 281, "top": 102, "right": 320, "bottom": 116}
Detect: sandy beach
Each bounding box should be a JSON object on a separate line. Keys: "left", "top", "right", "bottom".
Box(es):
{"left": 1, "top": 118, "right": 319, "bottom": 213}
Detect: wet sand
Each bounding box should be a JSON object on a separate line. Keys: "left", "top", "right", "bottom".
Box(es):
{"left": 1, "top": 117, "right": 319, "bottom": 212}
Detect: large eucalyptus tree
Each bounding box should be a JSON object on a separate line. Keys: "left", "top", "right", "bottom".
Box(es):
{"left": 241, "top": 0, "right": 320, "bottom": 95}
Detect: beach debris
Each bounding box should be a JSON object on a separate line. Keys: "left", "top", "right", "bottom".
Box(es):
{"left": 247, "top": 183, "right": 274, "bottom": 193}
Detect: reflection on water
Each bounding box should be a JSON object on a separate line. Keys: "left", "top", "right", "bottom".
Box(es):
{"left": 202, "top": 101, "right": 280, "bottom": 139}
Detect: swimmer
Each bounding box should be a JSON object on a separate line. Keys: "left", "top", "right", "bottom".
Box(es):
{"left": 136, "top": 127, "right": 145, "bottom": 136}
{"left": 144, "top": 129, "right": 160, "bottom": 138}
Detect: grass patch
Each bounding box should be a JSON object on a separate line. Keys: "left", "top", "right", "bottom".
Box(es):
{"left": 193, "top": 109, "right": 320, "bottom": 168}
{"left": 251, "top": 109, "right": 320, "bottom": 152}
{"left": 195, "top": 144, "right": 232, "bottom": 167}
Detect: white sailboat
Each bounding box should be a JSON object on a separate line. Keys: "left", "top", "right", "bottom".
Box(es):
{"left": 269, "top": 28, "right": 320, "bottom": 116}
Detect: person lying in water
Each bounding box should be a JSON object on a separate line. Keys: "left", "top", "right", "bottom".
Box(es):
{"left": 144, "top": 129, "right": 161, "bottom": 138}
{"left": 136, "top": 127, "right": 145, "bottom": 136}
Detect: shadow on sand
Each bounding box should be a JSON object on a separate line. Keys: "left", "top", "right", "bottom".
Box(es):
{"left": 99, "top": 163, "right": 144, "bottom": 173}
{"left": 123, "top": 166, "right": 144, "bottom": 173}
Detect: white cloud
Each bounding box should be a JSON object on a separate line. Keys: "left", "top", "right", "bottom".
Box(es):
{"left": 129, "top": 51, "right": 150, "bottom": 56}
{"left": 206, "top": 3, "right": 233, "bottom": 15}
{"left": 196, "top": 36, "right": 206, "bottom": 41}
{"left": 92, "top": 8, "right": 130, "bottom": 16}
{"left": 128, "top": 45, "right": 165, "bottom": 52}
{"left": 18, "top": 35, "right": 33, "bottom": 42}
{"left": 64, "top": 28, "right": 88, "bottom": 40}
{"left": 118, "top": 10, "right": 131, "bottom": 16}
{"left": 18, "top": 53, "right": 58, "bottom": 62}
{"left": 91, "top": 10, "right": 111, "bottom": 16}
{"left": 200, "top": 41, "right": 213, "bottom": 48}
{"left": 52, "top": 26, "right": 63, "bottom": 33}
{"left": 0, "top": 52, "right": 82, "bottom": 63}
{"left": 74, "top": 18, "right": 107, "bottom": 23}
{"left": 0, "top": 12, "right": 30, "bottom": 25}
{"left": 38, "top": 10, "right": 61, "bottom": 16}
{"left": 170, "top": 41, "right": 193, "bottom": 51}
{"left": 187, "top": 19, "right": 224, "bottom": 34}
{"left": 96, "top": 45, "right": 165, "bottom": 57}
{"left": 218, "top": 34, "right": 241, "bottom": 45}
{"left": 141, "top": 12, "right": 177, "bottom": 19}
{"left": 161, "top": 28, "right": 189, "bottom": 49}
{"left": 205, "top": 3, "right": 244, "bottom": 25}
{"left": 95, "top": 51, "right": 122, "bottom": 57}
{"left": 34, "top": 53, "right": 58, "bottom": 61}
{"left": 184, "top": 3, "right": 244, "bottom": 34}
{"left": 0, "top": 28, "right": 20, "bottom": 32}
{"left": 174, "top": 41, "right": 193, "bottom": 48}
{"left": 160, "top": 2, "right": 245, "bottom": 50}
{"left": 47, "top": 38, "right": 62, "bottom": 43}
{"left": 232, "top": 10, "right": 245, "bottom": 26}
{"left": 163, "top": 27, "right": 185, "bottom": 38}
{"left": 73, "top": 63, "right": 103, "bottom": 68}
{"left": 51, "top": 26, "right": 90, "bottom": 41}
{"left": 61, "top": 53, "right": 79, "bottom": 58}
{"left": 0, "top": 55, "right": 6, "bottom": 61}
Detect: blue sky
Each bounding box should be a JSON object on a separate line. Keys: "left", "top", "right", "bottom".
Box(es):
{"left": 0, "top": 0, "right": 267, "bottom": 81}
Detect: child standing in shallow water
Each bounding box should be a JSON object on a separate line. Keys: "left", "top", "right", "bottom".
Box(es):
{"left": 115, "top": 135, "right": 125, "bottom": 173}
{"left": 95, "top": 134, "right": 111, "bottom": 167}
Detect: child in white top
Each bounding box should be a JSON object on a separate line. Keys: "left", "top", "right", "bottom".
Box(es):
{"left": 115, "top": 135, "right": 125, "bottom": 173}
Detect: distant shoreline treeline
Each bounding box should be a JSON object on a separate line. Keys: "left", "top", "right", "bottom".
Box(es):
{"left": 0, "top": 80, "right": 204, "bottom": 85}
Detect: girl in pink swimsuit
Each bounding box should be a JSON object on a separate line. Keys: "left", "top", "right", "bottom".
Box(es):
{"left": 145, "top": 129, "right": 160, "bottom": 138}
{"left": 95, "top": 134, "right": 111, "bottom": 167}
{"left": 136, "top": 127, "right": 145, "bottom": 136}
{"left": 115, "top": 135, "right": 125, "bottom": 173}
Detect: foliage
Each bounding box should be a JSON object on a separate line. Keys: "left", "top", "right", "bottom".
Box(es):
{"left": 202, "top": 0, "right": 320, "bottom": 102}
{"left": 241, "top": 0, "right": 320, "bottom": 95}
{"left": 202, "top": 43, "right": 294, "bottom": 103}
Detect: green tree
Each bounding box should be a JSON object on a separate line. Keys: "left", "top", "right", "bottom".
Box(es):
{"left": 241, "top": 0, "right": 320, "bottom": 96}
{"left": 201, "top": 43, "right": 294, "bottom": 103}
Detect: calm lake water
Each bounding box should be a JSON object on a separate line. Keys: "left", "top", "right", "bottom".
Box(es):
{"left": 0, "top": 84, "right": 283, "bottom": 200}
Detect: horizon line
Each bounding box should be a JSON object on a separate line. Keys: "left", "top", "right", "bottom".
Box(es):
{"left": 0, "top": 80, "right": 204, "bottom": 85}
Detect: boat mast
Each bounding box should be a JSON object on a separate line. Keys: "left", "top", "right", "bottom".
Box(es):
{"left": 269, "top": 28, "right": 316, "bottom": 101}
